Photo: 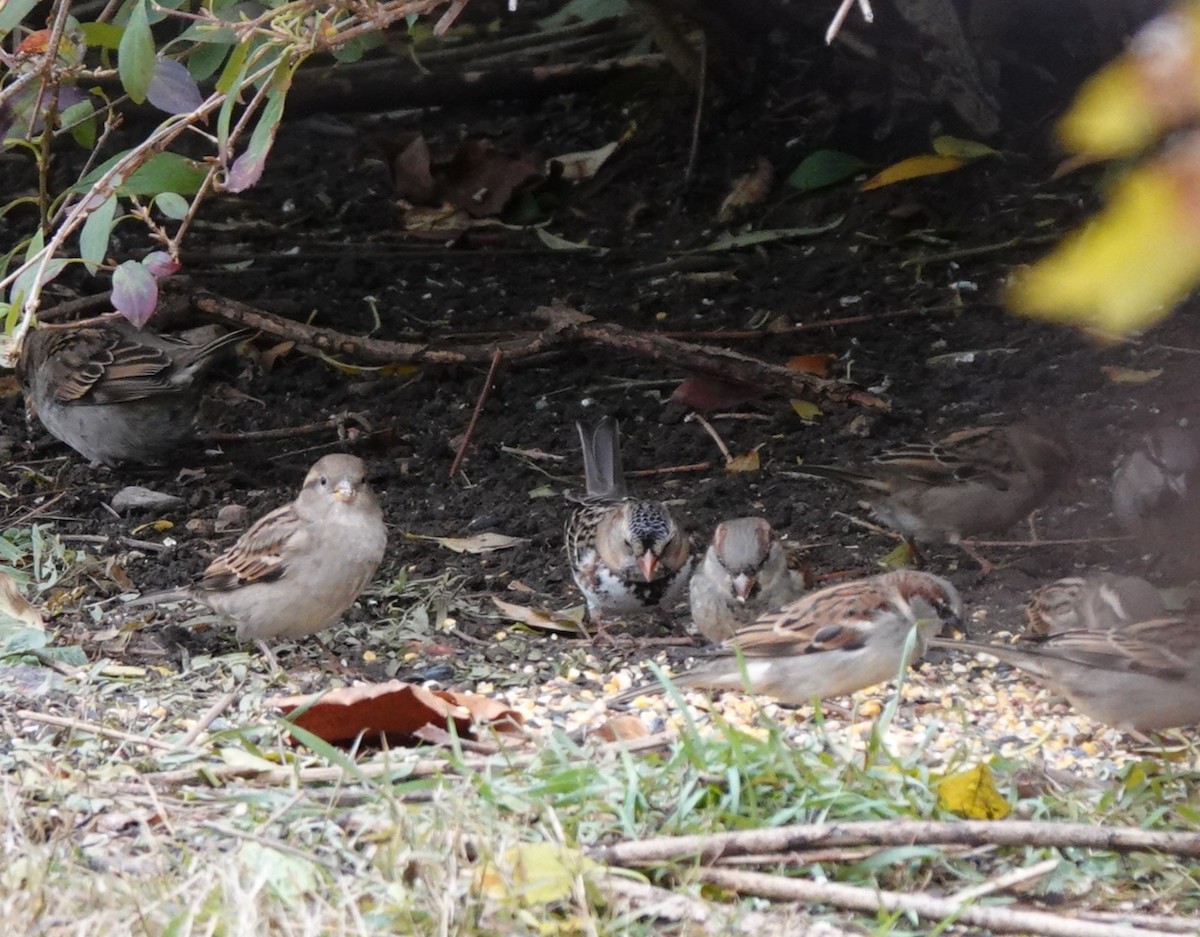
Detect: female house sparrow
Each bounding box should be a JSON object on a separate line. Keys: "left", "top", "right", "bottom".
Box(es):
{"left": 1112, "top": 425, "right": 1200, "bottom": 559}
{"left": 128, "top": 454, "right": 387, "bottom": 643}
{"left": 1025, "top": 574, "right": 1165, "bottom": 636}
{"left": 634, "top": 570, "right": 962, "bottom": 705}
{"left": 794, "top": 424, "right": 1072, "bottom": 547}
{"left": 565, "top": 417, "right": 692, "bottom": 626}
{"left": 933, "top": 619, "right": 1200, "bottom": 731}
{"left": 689, "top": 517, "right": 804, "bottom": 643}
{"left": 17, "top": 317, "right": 247, "bottom": 465}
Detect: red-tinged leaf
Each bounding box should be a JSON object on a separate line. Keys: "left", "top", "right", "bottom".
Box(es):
{"left": 147, "top": 57, "right": 204, "bottom": 115}
{"left": 111, "top": 260, "right": 158, "bottom": 326}
{"left": 861, "top": 155, "right": 967, "bottom": 191}
{"left": 142, "top": 251, "right": 179, "bottom": 278}
{"left": 224, "top": 78, "right": 287, "bottom": 193}
{"left": 226, "top": 148, "right": 267, "bottom": 193}
{"left": 786, "top": 353, "right": 835, "bottom": 377}
{"left": 670, "top": 376, "right": 762, "bottom": 411}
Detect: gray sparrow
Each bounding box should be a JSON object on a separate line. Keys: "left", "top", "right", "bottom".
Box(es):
{"left": 1112, "top": 424, "right": 1200, "bottom": 563}
{"left": 128, "top": 453, "right": 387, "bottom": 643}
{"left": 1025, "top": 574, "right": 1165, "bottom": 636}
{"left": 17, "top": 316, "right": 247, "bottom": 465}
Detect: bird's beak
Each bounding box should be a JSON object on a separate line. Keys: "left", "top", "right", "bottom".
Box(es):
{"left": 732, "top": 574, "right": 755, "bottom": 602}
{"left": 638, "top": 552, "right": 658, "bottom": 581}
{"left": 332, "top": 478, "right": 358, "bottom": 503}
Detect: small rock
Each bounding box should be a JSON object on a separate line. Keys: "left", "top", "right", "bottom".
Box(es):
{"left": 216, "top": 504, "right": 250, "bottom": 531}
{"left": 111, "top": 486, "right": 184, "bottom": 513}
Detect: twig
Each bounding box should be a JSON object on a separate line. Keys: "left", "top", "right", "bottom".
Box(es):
{"left": 948, "top": 858, "right": 1059, "bottom": 901}
{"left": 59, "top": 534, "right": 172, "bottom": 553}
{"left": 18, "top": 710, "right": 174, "bottom": 751}
{"left": 686, "top": 412, "right": 732, "bottom": 464}
{"left": 695, "top": 868, "right": 1177, "bottom": 937}
{"left": 165, "top": 687, "right": 241, "bottom": 755}
{"left": 963, "top": 536, "right": 1130, "bottom": 548}
{"left": 627, "top": 461, "right": 711, "bottom": 477}
{"left": 591, "top": 820, "right": 1200, "bottom": 865}
{"left": 900, "top": 233, "right": 1059, "bottom": 268}
{"left": 205, "top": 413, "right": 372, "bottom": 444}
{"left": 450, "top": 347, "right": 502, "bottom": 479}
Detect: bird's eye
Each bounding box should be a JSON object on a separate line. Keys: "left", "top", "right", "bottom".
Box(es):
{"left": 319, "top": 475, "right": 328, "bottom": 487}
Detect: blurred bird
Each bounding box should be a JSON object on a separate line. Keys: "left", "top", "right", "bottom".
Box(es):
{"left": 17, "top": 316, "right": 247, "bottom": 465}
{"left": 933, "top": 618, "right": 1200, "bottom": 731}
{"left": 621, "top": 570, "right": 962, "bottom": 705}
{"left": 1025, "top": 573, "right": 1165, "bottom": 636}
{"left": 565, "top": 417, "right": 692, "bottom": 630}
{"left": 793, "top": 423, "right": 1072, "bottom": 568}
{"left": 1112, "top": 424, "right": 1200, "bottom": 565}
{"left": 127, "top": 454, "right": 387, "bottom": 648}
{"left": 689, "top": 517, "right": 804, "bottom": 643}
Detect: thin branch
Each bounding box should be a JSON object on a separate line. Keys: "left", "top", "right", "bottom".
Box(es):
{"left": 450, "top": 347, "right": 502, "bottom": 478}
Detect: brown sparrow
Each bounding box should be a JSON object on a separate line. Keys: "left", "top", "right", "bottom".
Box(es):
{"left": 1025, "top": 574, "right": 1165, "bottom": 636}
{"left": 794, "top": 423, "right": 1072, "bottom": 546}
{"left": 17, "top": 317, "right": 247, "bottom": 465}
{"left": 933, "top": 618, "right": 1200, "bottom": 731}
{"left": 633, "top": 570, "right": 962, "bottom": 705}
{"left": 565, "top": 417, "right": 692, "bottom": 626}
{"left": 1112, "top": 425, "right": 1200, "bottom": 561}
{"left": 689, "top": 517, "right": 804, "bottom": 643}
{"left": 127, "top": 454, "right": 387, "bottom": 643}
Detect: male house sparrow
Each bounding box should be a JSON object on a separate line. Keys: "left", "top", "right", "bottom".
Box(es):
{"left": 794, "top": 424, "right": 1072, "bottom": 548}
{"left": 129, "top": 454, "right": 387, "bottom": 644}
{"left": 628, "top": 570, "right": 962, "bottom": 705}
{"left": 565, "top": 417, "right": 692, "bottom": 626}
{"left": 933, "top": 619, "right": 1200, "bottom": 731}
{"left": 1025, "top": 574, "right": 1165, "bottom": 636}
{"left": 17, "top": 317, "right": 247, "bottom": 465}
{"left": 1112, "top": 425, "right": 1200, "bottom": 561}
{"left": 689, "top": 517, "right": 804, "bottom": 643}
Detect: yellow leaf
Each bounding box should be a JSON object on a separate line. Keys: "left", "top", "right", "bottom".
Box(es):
{"left": 790, "top": 399, "right": 822, "bottom": 421}
{"left": 860, "top": 155, "right": 967, "bottom": 191}
{"left": 476, "top": 843, "right": 597, "bottom": 906}
{"left": 936, "top": 764, "right": 1011, "bottom": 820}
{"left": 1100, "top": 365, "right": 1163, "bottom": 384}
{"left": 932, "top": 135, "right": 998, "bottom": 159}
{"left": 879, "top": 541, "right": 917, "bottom": 569}
{"left": 405, "top": 532, "right": 526, "bottom": 554}
{"left": 726, "top": 450, "right": 760, "bottom": 473}
{"left": 1009, "top": 159, "right": 1200, "bottom": 333}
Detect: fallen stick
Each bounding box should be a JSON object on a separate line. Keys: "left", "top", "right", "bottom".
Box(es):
{"left": 450, "top": 347, "right": 502, "bottom": 478}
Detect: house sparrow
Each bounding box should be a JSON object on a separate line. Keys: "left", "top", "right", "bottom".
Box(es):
{"left": 689, "top": 517, "right": 804, "bottom": 643}
{"left": 1025, "top": 574, "right": 1165, "bottom": 636}
{"left": 794, "top": 423, "right": 1072, "bottom": 546}
{"left": 17, "top": 316, "right": 247, "bottom": 465}
{"left": 565, "top": 417, "right": 692, "bottom": 627}
{"left": 932, "top": 618, "right": 1200, "bottom": 731}
{"left": 127, "top": 454, "right": 387, "bottom": 643}
{"left": 624, "top": 570, "right": 962, "bottom": 705}
{"left": 1112, "top": 425, "right": 1200, "bottom": 560}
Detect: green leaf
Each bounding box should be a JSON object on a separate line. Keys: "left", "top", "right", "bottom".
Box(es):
{"left": 79, "top": 194, "right": 119, "bottom": 273}
{"left": 80, "top": 21, "right": 124, "bottom": 49}
{"left": 0, "top": 0, "right": 38, "bottom": 37}
{"left": 117, "top": 0, "right": 156, "bottom": 104}
{"left": 75, "top": 151, "right": 208, "bottom": 196}
{"left": 153, "top": 192, "right": 189, "bottom": 220}
{"left": 61, "top": 99, "right": 97, "bottom": 148}
{"left": 787, "top": 150, "right": 867, "bottom": 192}
{"left": 187, "top": 40, "right": 230, "bottom": 82}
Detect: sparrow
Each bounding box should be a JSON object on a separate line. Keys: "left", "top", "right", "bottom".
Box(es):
{"left": 932, "top": 618, "right": 1200, "bottom": 731}
{"left": 623, "top": 570, "right": 962, "bottom": 705}
{"left": 127, "top": 454, "right": 387, "bottom": 643}
{"left": 565, "top": 417, "right": 693, "bottom": 627}
{"left": 17, "top": 316, "right": 247, "bottom": 465}
{"left": 793, "top": 423, "right": 1073, "bottom": 546}
{"left": 1025, "top": 574, "right": 1165, "bottom": 636}
{"left": 688, "top": 517, "right": 804, "bottom": 643}
{"left": 1112, "top": 424, "right": 1200, "bottom": 560}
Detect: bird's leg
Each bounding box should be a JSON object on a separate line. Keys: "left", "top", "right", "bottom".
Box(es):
{"left": 255, "top": 639, "right": 284, "bottom": 675}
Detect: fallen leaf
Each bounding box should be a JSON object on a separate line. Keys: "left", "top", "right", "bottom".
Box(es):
{"left": 0, "top": 573, "right": 42, "bottom": 629}
{"left": 670, "top": 376, "right": 762, "bottom": 411}
{"left": 860, "top": 155, "right": 967, "bottom": 191}
{"left": 786, "top": 149, "right": 866, "bottom": 192}
{"left": 111, "top": 486, "right": 183, "bottom": 513}
{"left": 476, "top": 842, "right": 598, "bottom": 905}
{"left": 931, "top": 135, "right": 999, "bottom": 159}
{"left": 273, "top": 680, "right": 523, "bottom": 747}
{"left": 548, "top": 140, "right": 618, "bottom": 181}
{"left": 717, "top": 156, "right": 774, "bottom": 222}
{"left": 786, "top": 353, "right": 835, "bottom": 377}
{"left": 790, "top": 399, "right": 822, "bottom": 421}
{"left": 406, "top": 531, "right": 526, "bottom": 554}
{"left": 726, "top": 449, "right": 760, "bottom": 473}
{"left": 1100, "top": 365, "right": 1163, "bottom": 384}
{"left": 492, "top": 596, "right": 586, "bottom": 634}
{"left": 591, "top": 715, "right": 650, "bottom": 742}
{"left": 936, "top": 764, "right": 1011, "bottom": 820}
{"left": 879, "top": 541, "right": 917, "bottom": 569}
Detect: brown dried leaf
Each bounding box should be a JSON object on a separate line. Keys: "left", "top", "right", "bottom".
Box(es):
{"left": 492, "top": 596, "right": 585, "bottom": 634}
{"left": 669, "top": 376, "right": 762, "bottom": 412}
{"left": 726, "top": 449, "right": 761, "bottom": 473}
{"left": 591, "top": 715, "right": 650, "bottom": 743}
{"left": 786, "top": 353, "right": 835, "bottom": 377}
{"left": 717, "top": 156, "right": 774, "bottom": 222}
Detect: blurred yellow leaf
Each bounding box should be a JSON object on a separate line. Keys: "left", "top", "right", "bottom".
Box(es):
{"left": 932, "top": 136, "right": 998, "bottom": 159}
{"left": 1009, "top": 155, "right": 1200, "bottom": 333}
{"left": 879, "top": 541, "right": 917, "bottom": 569}
{"left": 790, "top": 400, "right": 822, "bottom": 421}
{"left": 726, "top": 450, "right": 760, "bottom": 473}
{"left": 1100, "top": 365, "right": 1163, "bottom": 384}
{"left": 861, "top": 155, "right": 966, "bottom": 191}
{"left": 406, "top": 531, "right": 526, "bottom": 553}
{"left": 476, "top": 843, "right": 597, "bottom": 906}
{"left": 936, "top": 764, "right": 1011, "bottom": 820}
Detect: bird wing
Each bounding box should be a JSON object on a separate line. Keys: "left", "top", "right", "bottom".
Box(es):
{"left": 198, "top": 503, "right": 307, "bottom": 592}
{"left": 724, "top": 581, "right": 889, "bottom": 657}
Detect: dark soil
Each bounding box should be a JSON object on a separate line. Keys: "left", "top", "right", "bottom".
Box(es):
{"left": 5, "top": 14, "right": 1197, "bottom": 691}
